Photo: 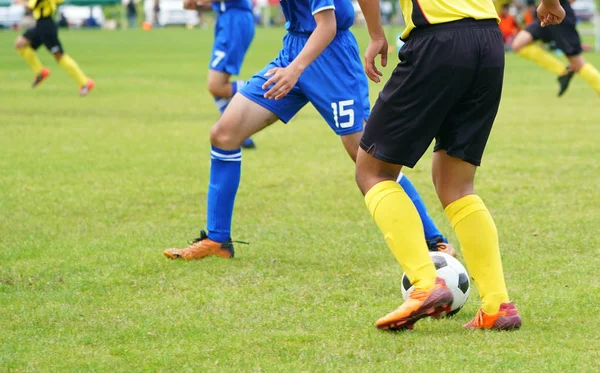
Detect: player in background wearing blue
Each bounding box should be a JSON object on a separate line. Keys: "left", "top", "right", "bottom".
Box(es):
{"left": 184, "top": 0, "right": 256, "bottom": 148}
{"left": 164, "top": 0, "right": 454, "bottom": 260}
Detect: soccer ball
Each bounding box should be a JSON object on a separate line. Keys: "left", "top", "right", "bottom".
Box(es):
{"left": 401, "top": 252, "right": 471, "bottom": 316}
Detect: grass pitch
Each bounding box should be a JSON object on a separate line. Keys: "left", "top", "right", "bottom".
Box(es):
{"left": 1, "top": 26, "right": 599, "bottom": 372}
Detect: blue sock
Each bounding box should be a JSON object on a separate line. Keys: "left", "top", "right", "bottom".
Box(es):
{"left": 206, "top": 145, "right": 242, "bottom": 243}
{"left": 213, "top": 80, "right": 245, "bottom": 114}
{"left": 397, "top": 173, "right": 446, "bottom": 242}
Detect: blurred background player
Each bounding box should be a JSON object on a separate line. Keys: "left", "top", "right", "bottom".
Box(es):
{"left": 185, "top": 0, "right": 256, "bottom": 149}
{"left": 13, "top": 0, "right": 95, "bottom": 96}
{"left": 499, "top": 4, "right": 519, "bottom": 49}
{"left": 163, "top": 0, "right": 455, "bottom": 261}
{"left": 512, "top": 0, "right": 600, "bottom": 96}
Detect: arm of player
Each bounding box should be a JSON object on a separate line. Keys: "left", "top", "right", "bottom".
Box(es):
{"left": 262, "top": 9, "right": 337, "bottom": 100}
{"left": 356, "top": 0, "right": 388, "bottom": 83}
{"left": 537, "top": 0, "right": 566, "bottom": 26}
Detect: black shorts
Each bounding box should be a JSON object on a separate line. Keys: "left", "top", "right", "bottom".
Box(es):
{"left": 361, "top": 19, "right": 504, "bottom": 167}
{"left": 525, "top": 20, "right": 582, "bottom": 57}
{"left": 23, "top": 17, "right": 63, "bottom": 54}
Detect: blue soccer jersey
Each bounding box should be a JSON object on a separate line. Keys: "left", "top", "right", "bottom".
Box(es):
{"left": 211, "top": 0, "right": 252, "bottom": 13}
{"left": 281, "top": 0, "right": 354, "bottom": 33}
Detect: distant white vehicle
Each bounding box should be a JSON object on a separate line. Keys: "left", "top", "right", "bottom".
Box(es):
{"left": 572, "top": 0, "right": 597, "bottom": 22}
{"left": 0, "top": 4, "right": 25, "bottom": 29}
{"left": 58, "top": 5, "right": 106, "bottom": 27}
{"left": 144, "top": 0, "right": 199, "bottom": 26}
{"left": 0, "top": 4, "right": 105, "bottom": 29}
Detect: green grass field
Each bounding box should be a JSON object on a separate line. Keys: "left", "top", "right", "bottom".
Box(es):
{"left": 1, "top": 27, "right": 599, "bottom": 372}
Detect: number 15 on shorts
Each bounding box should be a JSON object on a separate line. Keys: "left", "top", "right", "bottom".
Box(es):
{"left": 331, "top": 100, "right": 355, "bottom": 128}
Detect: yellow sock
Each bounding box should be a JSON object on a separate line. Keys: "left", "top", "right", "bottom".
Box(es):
{"left": 578, "top": 63, "right": 600, "bottom": 95}
{"left": 517, "top": 44, "right": 567, "bottom": 76}
{"left": 58, "top": 54, "right": 88, "bottom": 86}
{"left": 365, "top": 180, "right": 437, "bottom": 290}
{"left": 445, "top": 195, "right": 509, "bottom": 314}
{"left": 17, "top": 46, "right": 43, "bottom": 74}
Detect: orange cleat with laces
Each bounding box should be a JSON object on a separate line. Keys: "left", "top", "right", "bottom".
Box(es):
{"left": 163, "top": 230, "right": 234, "bottom": 260}
{"left": 463, "top": 301, "right": 522, "bottom": 331}
{"left": 375, "top": 277, "right": 453, "bottom": 331}
{"left": 427, "top": 236, "right": 456, "bottom": 257}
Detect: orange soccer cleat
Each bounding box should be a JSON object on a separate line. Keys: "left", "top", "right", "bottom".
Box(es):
{"left": 375, "top": 277, "right": 453, "bottom": 331}
{"left": 427, "top": 236, "right": 456, "bottom": 257}
{"left": 463, "top": 301, "right": 522, "bottom": 331}
{"left": 79, "top": 79, "right": 95, "bottom": 97}
{"left": 163, "top": 230, "right": 234, "bottom": 260}
{"left": 32, "top": 67, "right": 50, "bottom": 88}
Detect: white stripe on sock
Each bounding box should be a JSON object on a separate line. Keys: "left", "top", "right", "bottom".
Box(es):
{"left": 211, "top": 150, "right": 242, "bottom": 159}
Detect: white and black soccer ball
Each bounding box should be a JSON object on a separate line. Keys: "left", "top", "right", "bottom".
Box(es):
{"left": 401, "top": 252, "right": 470, "bottom": 316}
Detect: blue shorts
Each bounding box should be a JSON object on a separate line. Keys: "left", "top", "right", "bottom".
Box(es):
{"left": 210, "top": 9, "right": 255, "bottom": 75}
{"left": 240, "top": 30, "right": 370, "bottom": 136}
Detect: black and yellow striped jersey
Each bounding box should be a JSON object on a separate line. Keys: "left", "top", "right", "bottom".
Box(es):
{"left": 399, "top": 0, "right": 500, "bottom": 39}
{"left": 27, "top": 0, "right": 64, "bottom": 20}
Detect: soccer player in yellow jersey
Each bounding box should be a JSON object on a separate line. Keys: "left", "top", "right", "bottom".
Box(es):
{"left": 13, "top": 0, "right": 95, "bottom": 96}
{"left": 354, "top": 0, "right": 565, "bottom": 331}
{"left": 512, "top": 0, "right": 600, "bottom": 97}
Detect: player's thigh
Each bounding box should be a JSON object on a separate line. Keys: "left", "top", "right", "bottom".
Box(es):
{"left": 361, "top": 26, "right": 482, "bottom": 168}
{"left": 340, "top": 127, "right": 365, "bottom": 163}
{"left": 238, "top": 59, "right": 308, "bottom": 124}
{"left": 211, "top": 94, "right": 278, "bottom": 149}
{"left": 210, "top": 10, "right": 255, "bottom": 75}
{"left": 436, "top": 26, "right": 504, "bottom": 167}
{"left": 300, "top": 32, "right": 369, "bottom": 137}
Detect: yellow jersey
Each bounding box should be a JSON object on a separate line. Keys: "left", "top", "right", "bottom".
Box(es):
{"left": 399, "top": 0, "right": 500, "bottom": 39}
{"left": 27, "top": 0, "right": 64, "bottom": 20}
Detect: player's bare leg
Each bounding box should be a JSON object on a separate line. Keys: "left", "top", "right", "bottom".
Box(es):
{"left": 208, "top": 69, "right": 256, "bottom": 148}
{"left": 432, "top": 150, "right": 521, "bottom": 330}
{"left": 164, "top": 95, "right": 277, "bottom": 260}
{"left": 355, "top": 148, "right": 453, "bottom": 330}
{"left": 14, "top": 35, "right": 50, "bottom": 87}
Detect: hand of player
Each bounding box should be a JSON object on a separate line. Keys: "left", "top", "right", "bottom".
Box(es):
{"left": 537, "top": 1, "right": 566, "bottom": 27}
{"left": 262, "top": 66, "right": 301, "bottom": 100}
{"left": 364, "top": 36, "right": 388, "bottom": 83}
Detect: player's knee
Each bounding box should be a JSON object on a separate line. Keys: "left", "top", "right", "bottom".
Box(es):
{"left": 53, "top": 51, "right": 64, "bottom": 62}
{"left": 511, "top": 32, "right": 530, "bottom": 52}
{"left": 511, "top": 39, "right": 524, "bottom": 52}
{"left": 569, "top": 56, "right": 585, "bottom": 72}
{"left": 210, "top": 121, "right": 240, "bottom": 149}
{"left": 207, "top": 80, "right": 228, "bottom": 98}
{"left": 432, "top": 176, "right": 474, "bottom": 208}
{"left": 14, "top": 37, "right": 27, "bottom": 49}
